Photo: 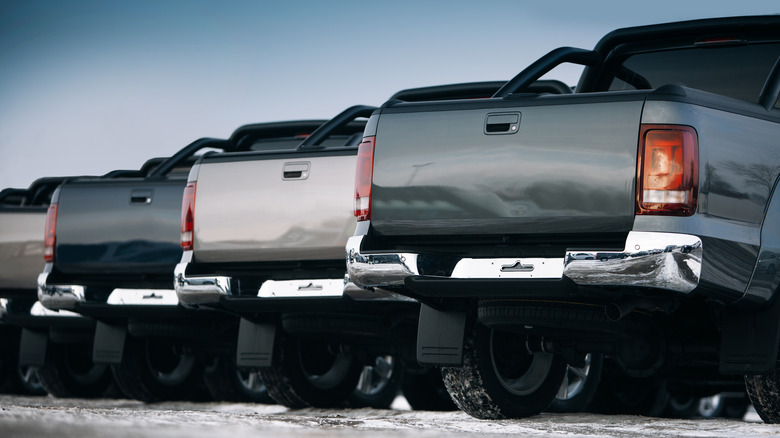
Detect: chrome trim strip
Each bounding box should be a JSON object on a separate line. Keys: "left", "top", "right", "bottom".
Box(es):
{"left": 0, "top": 298, "right": 7, "bottom": 319}
{"left": 258, "top": 279, "right": 344, "bottom": 298}
{"left": 106, "top": 289, "right": 179, "bottom": 305}
{"left": 37, "top": 271, "right": 86, "bottom": 310}
{"left": 347, "top": 231, "right": 702, "bottom": 294}
{"left": 174, "top": 261, "right": 232, "bottom": 306}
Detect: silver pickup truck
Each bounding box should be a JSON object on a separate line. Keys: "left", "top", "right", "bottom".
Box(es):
{"left": 347, "top": 16, "right": 780, "bottom": 421}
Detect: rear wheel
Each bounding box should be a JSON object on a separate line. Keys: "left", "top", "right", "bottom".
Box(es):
{"left": 259, "top": 336, "right": 362, "bottom": 408}
{"left": 36, "top": 342, "right": 115, "bottom": 398}
{"left": 202, "top": 354, "right": 274, "bottom": 403}
{"left": 745, "top": 372, "right": 780, "bottom": 423}
{"left": 111, "top": 337, "right": 205, "bottom": 402}
{"left": 348, "top": 355, "right": 403, "bottom": 409}
{"left": 402, "top": 367, "right": 457, "bottom": 411}
{"left": 441, "top": 324, "right": 567, "bottom": 419}
{"left": 588, "top": 359, "right": 669, "bottom": 416}
{"left": 549, "top": 353, "right": 603, "bottom": 413}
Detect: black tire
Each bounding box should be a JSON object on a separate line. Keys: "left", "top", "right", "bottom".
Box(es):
{"left": 259, "top": 336, "right": 362, "bottom": 409}
{"left": 202, "top": 354, "right": 274, "bottom": 404}
{"left": 401, "top": 367, "right": 457, "bottom": 411}
{"left": 662, "top": 392, "right": 701, "bottom": 419}
{"left": 441, "top": 324, "right": 567, "bottom": 419}
{"left": 348, "top": 355, "right": 403, "bottom": 409}
{"left": 548, "top": 353, "right": 603, "bottom": 413}
{"left": 36, "top": 342, "right": 115, "bottom": 398}
{"left": 587, "top": 359, "right": 669, "bottom": 417}
{"left": 111, "top": 336, "right": 205, "bottom": 402}
{"left": 0, "top": 347, "right": 46, "bottom": 396}
{"left": 698, "top": 393, "right": 750, "bottom": 419}
{"left": 746, "top": 372, "right": 780, "bottom": 423}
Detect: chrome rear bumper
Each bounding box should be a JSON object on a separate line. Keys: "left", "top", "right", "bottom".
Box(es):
{"left": 346, "top": 231, "right": 702, "bottom": 294}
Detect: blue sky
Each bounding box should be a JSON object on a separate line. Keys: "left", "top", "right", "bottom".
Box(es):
{"left": 1, "top": 1, "right": 777, "bottom": 190}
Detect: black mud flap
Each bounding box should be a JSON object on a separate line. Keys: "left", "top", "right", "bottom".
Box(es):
{"left": 92, "top": 321, "right": 127, "bottom": 364}
{"left": 416, "top": 304, "right": 466, "bottom": 366}
{"left": 18, "top": 328, "right": 47, "bottom": 367}
{"left": 720, "top": 297, "right": 780, "bottom": 374}
{"left": 236, "top": 318, "right": 276, "bottom": 367}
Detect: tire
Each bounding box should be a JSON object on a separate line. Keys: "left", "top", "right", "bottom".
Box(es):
{"left": 111, "top": 336, "right": 205, "bottom": 402}
{"left": 662, "top": 392, "right": 701, "bottom": 419}
{"left": 587, "top": 359, "right": 669, "bottom": 417}
{"left": 401, "top": 367, "right": 457, "bottom": 411}
{"left": 36, "top": 342, "right": 115, "bottom": 398}
{"left": 548, "top": 353, "right": 603, "bottom": 413}
{"left": 0, "top": 346, "right": 46, "bottom": 396}
{"left": 746, "top": 372, "right": 780, "bottom": 423}
{"left": 202, "top": 354, "right": 274, "bottom": 404}
{"left": 259, "top": 336, "right": 362, "bottom": 409}
{"left": 348, "top": 355, "right": 403, "bottom": 409}
{"left": 698, "top": 393, "right": 750, "bottom": 419}
{"left": 441, "top": 323, "right": 567, "bottom": 419}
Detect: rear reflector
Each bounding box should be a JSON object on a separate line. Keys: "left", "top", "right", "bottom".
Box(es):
{"left": 43, "top": 203, "right": 58, "bottom": 262}
{"left": 354, "top": 136, "right": 375, "bottom": 221}
{"left": 637, "top": 125, "right": 698, "bottom": 216}
{"left": 181, "top": 182, "right": 196, "bottom": 250}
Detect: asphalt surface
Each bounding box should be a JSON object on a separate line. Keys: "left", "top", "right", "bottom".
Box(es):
{"left": 0, "top": 394, "right": 776, "bottom": 438}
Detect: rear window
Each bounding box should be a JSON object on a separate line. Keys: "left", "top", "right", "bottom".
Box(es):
{"left": 609, "top": 43, "right": 780, "bottom": 107}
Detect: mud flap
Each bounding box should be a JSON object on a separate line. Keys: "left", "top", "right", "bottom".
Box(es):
{"left": 92, "top": 321, "right": 127, "bottom": 364}
{"left": 18, "top": 328, "right": 47, "bottom": 367}
{"left": 720, "top": 296, "right": 780, "bottom": 374}
{"left": 236, "top": 318, "right": 275, "bottom": 367}
{"left": 416, "top": 304, "right": 466, "bottom": 366}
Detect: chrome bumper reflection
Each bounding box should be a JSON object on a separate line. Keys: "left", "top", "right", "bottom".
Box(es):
{"left": 174, "top": 261, "right": 232, "bottom": 306}
{"left": 38, "top": 272, "right": 86, "bottom": 310}
{"left": 346, "top": 231, "right": 702, "bottom": 294}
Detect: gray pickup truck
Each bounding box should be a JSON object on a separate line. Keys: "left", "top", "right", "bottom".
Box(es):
{"left": 174, "top": 82, "right": 576, "bottom": 410}
{"left": 35, "top": 121, "right": 332, "bottom": 402}
{"left": 347, "top": 16, "right": 780, "bottom": 421}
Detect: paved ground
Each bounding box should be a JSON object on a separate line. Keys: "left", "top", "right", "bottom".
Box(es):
{"left": 0, "top": 394, "right": 777, "bottom": 438}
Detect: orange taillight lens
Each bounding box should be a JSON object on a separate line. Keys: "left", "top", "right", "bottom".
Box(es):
{"left": 181, "top": 182, "right": 196, "bottom": 250}
{"left": 637, "top": 125, "right": 698, "bottom": 216}
{"left": 354, "top": 136, "right": 375, "bottom": 221}
{"left": 43, "top": 203, "right": 58, "bottom": 262}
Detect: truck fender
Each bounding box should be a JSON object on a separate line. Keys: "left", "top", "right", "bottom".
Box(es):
{"left": 721, "top": 176, "right": 780, "bottom": 375}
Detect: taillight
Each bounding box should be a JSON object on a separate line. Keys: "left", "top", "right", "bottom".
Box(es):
{"left": 181, "top": 182, "right": 196, "bottom": 250}
{"left": 43, "top": 203, "right": 57, "bottom": 262}
{"left": 354, "top": 136, "right": 375, "bottom": 221}
{"left": 637, "top": 124, "right": 698, "bottom": 216}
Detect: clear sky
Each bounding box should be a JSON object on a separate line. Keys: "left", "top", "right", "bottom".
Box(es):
{"left": 1, "top": 1, "right": 777, "bottom": 190}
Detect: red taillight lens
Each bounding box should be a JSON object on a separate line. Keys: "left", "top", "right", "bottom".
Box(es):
{"left": 43, "top": 203, "right": 58, "bottom": 262}
{"left": 181, "top": 182, "right": 196, "bottom": 250}
{"left": 354, "top": 136, "right": 375, "bottom": 221}
{"left": 637, "top": 125, "right": 698, "bottom": 216}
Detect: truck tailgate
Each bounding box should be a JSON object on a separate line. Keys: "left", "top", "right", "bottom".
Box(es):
{"left": 370, "top": 94, "right": 645, "bottom": 236}
{"left": 193, "top": 151, "right": 357, "bottom": 263}
{"left": 55, "top": 179, "right": 185, "bottom": 275}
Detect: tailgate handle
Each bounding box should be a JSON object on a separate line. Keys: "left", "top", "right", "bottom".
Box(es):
{"left": 129, "top": 189, "right": 153, "bottom": 204}
{"left": 484, "top": 112, "right": 520, "bottom": 135}
{"left": 282, "top": 162, "right": 310, "bottom": 180}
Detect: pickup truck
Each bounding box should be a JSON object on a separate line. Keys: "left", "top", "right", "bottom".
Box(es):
{"left": 1, "top": 176, "right": 126, "bottom": 398}
{"left": 0, "top": 178, "right": 59, "bottom": 395}
{"left": 173, "top": 82, "right": 575, "bottom": 410}
{"left": 36, "top": 121, "right": 332, "bottom": 402}
{"left": 347, "top": 15, "right": 780, "bottom": 421}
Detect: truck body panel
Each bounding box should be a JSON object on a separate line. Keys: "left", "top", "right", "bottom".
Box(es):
{"left": 192, "top": 150, "right": 357, "bottom": 263}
